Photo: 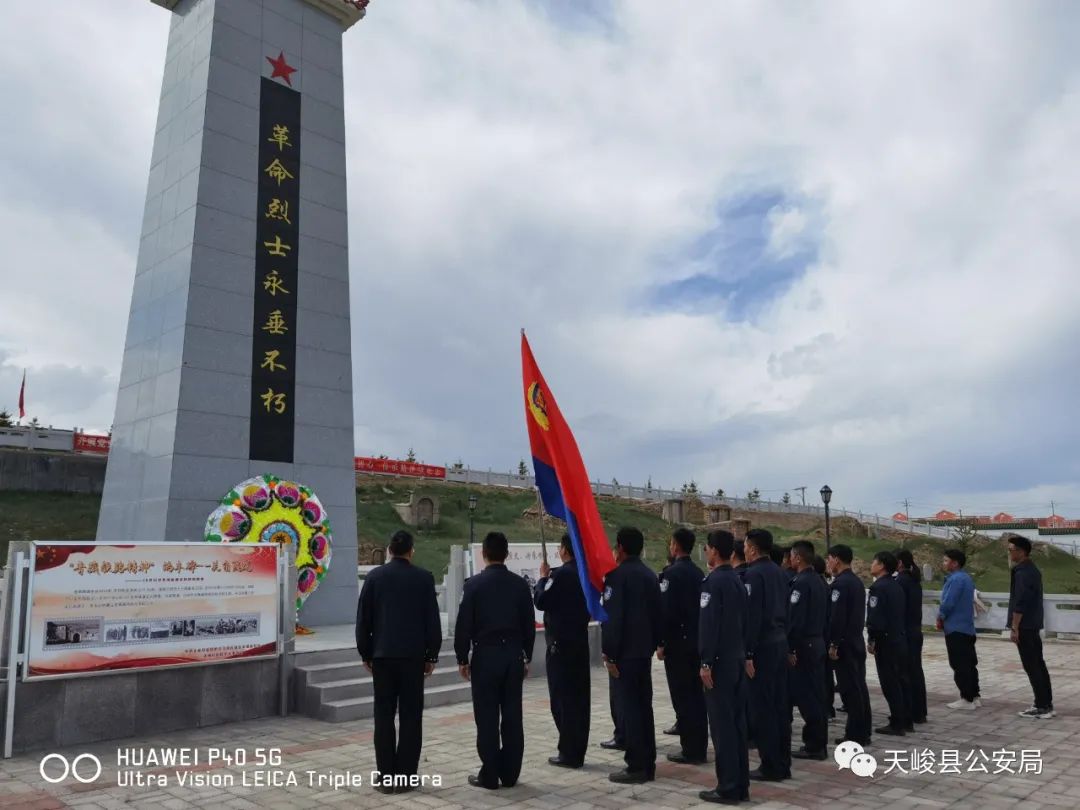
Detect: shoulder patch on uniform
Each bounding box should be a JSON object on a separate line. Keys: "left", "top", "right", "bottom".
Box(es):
{"left": 700, "top": 592, "right": 711, "bottom": 608}
{"left": 868, "top": 595, "right": 878, "bottom": 608}
{"left": 744, "top": 583, "right": 752, "bottom": 596}
{"left": 603, "top": 585, "right": 613, "bottom": 602}
{"left": 790, "top": 590, "right": 801, "bottom": 604}
{"left": 831, "top": 589, "right": 841, "bottom": 603}
{"left": 660, "top": 580, "right": 670, "bottom": 593}
{"left": 544, "top": 578, "right": 554, "bottom": 592}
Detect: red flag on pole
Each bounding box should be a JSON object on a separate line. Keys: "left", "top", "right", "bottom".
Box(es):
{"left": 18, "top": 370, "right": 26, "bottom": 418}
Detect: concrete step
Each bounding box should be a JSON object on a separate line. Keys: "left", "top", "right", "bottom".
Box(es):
{"left": 306, "top": 665, "right": 463, "bottom": 704}
{"left": 295, "top": 650, "right": 460, "bottom": 690}
{"left": 318, "top": 682, "right": 474, "bottom": 723}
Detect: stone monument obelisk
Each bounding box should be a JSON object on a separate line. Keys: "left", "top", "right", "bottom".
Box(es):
{"left": 97, "top": 0, "right": 366, "bottom": 626}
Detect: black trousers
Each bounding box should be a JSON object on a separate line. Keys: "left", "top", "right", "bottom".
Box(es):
{"left": 749, "top": 640, "right": 791, "bottom": 778}
{"left": 608, "top": 671, "right": 624, "bottom": 744}
{"left": 470, "top": 645, "right": 525, "bottom": 788}
{"left": 906, "top": 629, "right": 928, "bottom": 720}
{"left": 613, "top": 657, "right": 656, "bottom": 774}
{"left": 874, "top": 641, "right": 910, "bottom": 729}
{"left": 546, "top": 641, "right": 590, "bottom": 764}
{"left": 834, "top": 644, "right": 871, "bottom": 742}
{"left": 372, "top": 657, "right": 425, "bottom": 778}
{"left": 1017, "top": 630, "right": 1053, "bottom": 709}
{"left": 663, "top": 647, "right": 708, "bottom": 759}
{"left": 788, "top": 638, "right": 827, "bottom": 753}
{"left": 705, "top": 658, "right": 748, "bottom": 799}
{"left": 944, "top": 632, "right": 980, "bottom": 702}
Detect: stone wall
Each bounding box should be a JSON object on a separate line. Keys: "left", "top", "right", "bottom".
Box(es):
{"left": 0, "top": 450, "right": 107, "bottom": 494}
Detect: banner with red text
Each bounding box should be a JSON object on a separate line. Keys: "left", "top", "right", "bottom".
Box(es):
{"left": 73, "top": 433, "right": 111, "bottom": 454}
{"left": 26, "top": 542, "right": 280, "bottom": 679}
{"left": 354, "top": 456, "right": 446, "bottom": 479}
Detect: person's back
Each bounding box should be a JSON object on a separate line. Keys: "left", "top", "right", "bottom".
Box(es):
{"left": 939, "top": 567, "right": 976, "bottom": 635}
{"left": 455, "top": 532, "right": 536, "bottom": 790}
{"left": 355, "top": 531, "right": 442, "bottom": 793}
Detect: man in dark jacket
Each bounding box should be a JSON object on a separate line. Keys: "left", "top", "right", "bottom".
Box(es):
{"left": 455, "top": 532, "right": 537, "bottom": 789}
{"left": 867, "top": 551, "right": 910, "bottom": 735}
{"left": 827, "top": 545, "right": 871, "bottom": 745}
{"left": 698, "top": 530, "right": 749, "bottom": 805}
{"left": 602, "top": 526, "right": 663, "bottom": 784}
{"left": 356, "top": 530, "right": 442, "bottom": 794}
{"left": 658, "top": 528, "right": 708, "bottom": 764}
{"left": 534, "top": 534, "right": 591, "bottom": 768}
{"left": 743, "top": 529, "right": 792, "bottom": 782}
{"left": 1007, "top": 535, "right": 1054, "bottom": 719}
{"left": 895, "top": 549, "right": 927, "bottom": 723}
{"left": 787, "top": 540, "right": 828, "bottom": 759}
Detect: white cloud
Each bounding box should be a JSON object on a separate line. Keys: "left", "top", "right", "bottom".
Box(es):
{"left": 2, "top": 0, "right": 1078, "bottom": 516}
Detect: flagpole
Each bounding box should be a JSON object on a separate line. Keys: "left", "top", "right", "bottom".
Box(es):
{"left": 535, "top": 486, "right": 548, "bottom": 565}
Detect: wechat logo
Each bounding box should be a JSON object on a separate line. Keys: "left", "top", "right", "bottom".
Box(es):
{"left": 835, "top": 742, "right": 877, "bottom": 778}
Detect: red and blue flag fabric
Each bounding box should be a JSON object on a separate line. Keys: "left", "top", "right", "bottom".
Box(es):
{"left": 521, "top": 332, "right": 614, "bottom": 621}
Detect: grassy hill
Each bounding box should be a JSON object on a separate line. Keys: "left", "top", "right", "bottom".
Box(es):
{"left": 3, "top": 480, "right": 1080, "bottom": 594}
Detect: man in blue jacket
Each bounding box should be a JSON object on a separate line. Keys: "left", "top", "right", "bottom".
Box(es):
{"left": 1007, "top": 535, "right": 1054, "bottom": 719}
{"left": 937, "top": 549, "right": 980, "bottom": 711}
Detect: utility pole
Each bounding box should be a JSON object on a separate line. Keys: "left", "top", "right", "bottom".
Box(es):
{"left": 903, "top": 498, "right": 911, "bottom": 524}
{"left": 794, "top": 486, "right": 807, "bottom": 506}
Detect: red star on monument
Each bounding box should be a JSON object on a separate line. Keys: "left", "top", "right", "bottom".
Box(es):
{"left": 266, "top": 51, "right": 297, "bottom": 87}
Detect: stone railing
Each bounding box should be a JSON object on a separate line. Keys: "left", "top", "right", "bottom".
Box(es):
{"left": 922, "top": 590, "right": 1080, "bottom": 639}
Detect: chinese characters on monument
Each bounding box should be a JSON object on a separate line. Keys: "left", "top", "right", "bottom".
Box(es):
{"left": 250, "top": 68, "right": 302, "bottom": 462}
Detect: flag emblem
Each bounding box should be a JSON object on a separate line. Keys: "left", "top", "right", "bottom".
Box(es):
{"left": 527, "top": 382, "right": 550, "bottom": 431}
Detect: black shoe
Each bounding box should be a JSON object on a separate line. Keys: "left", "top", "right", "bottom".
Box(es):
{"left": 667, "top": 752, "right": 707, "bottom": 765}
{"left": 375, "top": 784, "right": 395, "bottom": 795}
{"left": 792, "top": 748, "right": 828, "bottom": 761}
{"left": 749, "top": 768, "right": 784, "bottom": 782}
{"left": 699, "top": 789, "right": 742, "bottom": 805}
{"left": 394, "top": 784, "right": 415, "bottom": 794}
{"left": 876, "top": 725, "right": 906, "bottom": 736}
{"left": 913, "top": 717, "right": 928, "bottom": 724}
{"left": 609, "top": 768, "right": 654, "bottom": 784}
{"left": 663, "top": 724, "right": 680, "bottom": 735}
{"left": 547, "top": 756, "right": 583, "bottom": 769}
{"left": 834, "top": 736, "right": 872, "bottom": 746}
{"left": 468, "top": 774, "right": 498, "bottom": 790}
{"left": 904, "top": 724, "right": 915, "bottom": 732}
{"left": 600, "top": 738, "right": 626, "bottom": 751}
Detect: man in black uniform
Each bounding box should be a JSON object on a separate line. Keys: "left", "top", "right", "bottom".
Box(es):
{"left": 867, "top": 551, "right": 910, "bottom": 736}
{"left": 602, "top": 526, "right": 663, "bottom": 784}
{"left": 534, "top": 534, "right": 591, "bottom": 768}
{"left": 813, "top": 554, "right": 837, "bottom": 720}
{"left": 658, "top": 528, "right": 708, "bottom": 764}
{"left": 826, "top": 545, "right": 872, "bottom": 745}
{"left": 698, "top": 530, "right": 750, "bottom": 805}
{"left": 895, "top": 549, "right": 927, "bottom": 724}
{"left": 742, "top": 529, "right": 792, "bottom": 782}
{"left": 787, "top": 540, "right": 828, "bottom": 759}
{"left": 733, "top": 540, "right": 753, "bottom": 745}
{"left": 356, "top": 530, "right": 442, "bottom": 794}
{"left": 455, "top": 532, "right": 537, "bottom": 789}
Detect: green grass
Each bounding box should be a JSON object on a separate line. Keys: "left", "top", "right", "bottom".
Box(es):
{"left": 4, "top": 486, "right": 1080, "bottom": 595}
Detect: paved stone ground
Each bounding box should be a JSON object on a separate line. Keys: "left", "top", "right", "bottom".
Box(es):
{"left": 2, "top": 635, "right": 1078, "bottom": 809}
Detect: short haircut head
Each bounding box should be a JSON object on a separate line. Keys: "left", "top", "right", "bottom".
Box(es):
{"left": 745, "top": 528, "right": 774, "bottom": 555}
{"left": 1008, "top": 535, "right": 1032, "bottom": 556}
{"left": 733, "top": 540, "right": 746, "bottom": 562}
{"left": 388, "top": 530, "right": 414, "bottom": 556}
{"left": 828, "top": 544, "right": 854, "bottom": 565}
{"left": 706, "top": 530, "right": 735, "bottom": 558}
{"left": 616, "top": 526, "right": 644, "bottom": 557}
{"left": 790, "top": 540, "right": 816, "bottom": 564}
{"left": 944, "top": 549, "right": 966, "bottom": 568}
{"left": 672, "top": 527, "right": 696, "bottom": 554}
{"left": 812, "top": 554, "right": 826, "bottom": 576}
{"left": 895, "top": 548, "right": 920, "bottom": 579}
{"left": 874, "top": 550, "right": 898, "bottom": 574}
{"left": 483, "top": 531, "right": 509, "bottom": 562}
{"left": 560, "top": 533, "right": 574, "bottom": 556}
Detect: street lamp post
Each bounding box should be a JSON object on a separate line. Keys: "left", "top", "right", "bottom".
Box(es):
{"left": 820, "top": 485, "right": 833, "bottom": 556}
{"left": 468, "top": 494, "right": 477, "bottom": 546}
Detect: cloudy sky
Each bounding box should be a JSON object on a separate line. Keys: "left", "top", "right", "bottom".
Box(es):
{"left": 2, "top": 0, "right": 1078, "bottom": 519}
